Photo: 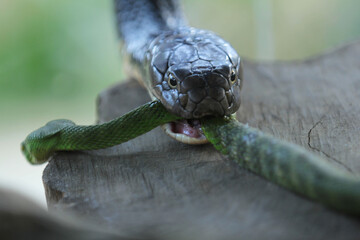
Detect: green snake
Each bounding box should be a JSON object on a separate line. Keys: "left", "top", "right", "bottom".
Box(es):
{"left": 21, "top": 0, "right": 360, "bottom": 215}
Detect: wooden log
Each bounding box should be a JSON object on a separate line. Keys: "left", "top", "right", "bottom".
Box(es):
{"left": 43, "top": 41, "right": 360, "bottom": 240}
{"left": 0, "top": 189, "right": 127, "bottom": 240}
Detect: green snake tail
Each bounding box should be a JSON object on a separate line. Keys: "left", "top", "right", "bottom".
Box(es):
{"left": 21, "top": 100, "right": 181, "bottom": 165}
{"left": 202, "top": 117, "right": 360, "bottom": 215}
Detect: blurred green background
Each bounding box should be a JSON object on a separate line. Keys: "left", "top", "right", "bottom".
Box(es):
{"left": 1, "top": 0, "right": 360, "bottom": 206}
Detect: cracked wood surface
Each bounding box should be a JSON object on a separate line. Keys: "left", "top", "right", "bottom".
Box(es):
{"left": 43, "top": 40, "right": 360, "bottom": 240}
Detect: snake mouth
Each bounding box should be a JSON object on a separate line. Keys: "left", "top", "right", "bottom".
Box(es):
{"left": 161, "top": 119, "right": 208, "bottom": 145}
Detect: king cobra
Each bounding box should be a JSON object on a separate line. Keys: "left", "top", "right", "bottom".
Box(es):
{"left": 21, "top": 0, "right": 360, "bottom": 215}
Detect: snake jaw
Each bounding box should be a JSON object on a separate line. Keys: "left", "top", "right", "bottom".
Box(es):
{"left": 161, "top": 120, "right": 208, "bottom": 145}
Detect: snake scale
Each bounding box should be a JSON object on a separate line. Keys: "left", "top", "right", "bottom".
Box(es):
{"left": 21, "top": 0, "right": 360, "bottom": 215}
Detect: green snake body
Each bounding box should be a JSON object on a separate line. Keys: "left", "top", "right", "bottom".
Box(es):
{"left": 202, "top": 117, "right": 360, "bottom": 215}
{"left": 22, "top": 101, "right": 181, "bottom": 165}
{"left": 22, "top": 105, "right": 360, "bottom": 214}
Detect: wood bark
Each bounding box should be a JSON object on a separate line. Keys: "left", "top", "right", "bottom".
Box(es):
{"left": 0, "top": 189, "right": 124, "bottom": 239}
{"left": 43, "top": 40, "right": 360, "bottom": 240}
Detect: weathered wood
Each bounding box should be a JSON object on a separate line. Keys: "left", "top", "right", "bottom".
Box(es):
{"left": 43, "top": 41, "right": 360, "bottom": 240}
{"left": 0, "top": 189, "right": 127, "bottom": 240}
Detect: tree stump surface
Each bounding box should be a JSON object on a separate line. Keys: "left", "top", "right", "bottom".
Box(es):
{"left": 43, "top": 41, "right": 360, "bottom": 240}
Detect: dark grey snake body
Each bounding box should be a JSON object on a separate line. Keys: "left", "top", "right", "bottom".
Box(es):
{"left": 202, "top": 117, "right": 360, "bottom": 215}
{"left": 21, "top": 0, "right": 360, "bottom": 215}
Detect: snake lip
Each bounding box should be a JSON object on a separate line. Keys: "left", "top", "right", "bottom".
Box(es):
{"left": 161, "top": 119, "right": 208, "bottom": 145}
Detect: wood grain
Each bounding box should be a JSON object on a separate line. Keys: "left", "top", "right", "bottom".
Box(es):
{"left": 43, "top": 41, "right": 360, "bottom": 240}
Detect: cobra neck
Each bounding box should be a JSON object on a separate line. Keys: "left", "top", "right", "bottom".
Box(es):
{"left": 114, "top": 0, "right": 187, "bottom": 63}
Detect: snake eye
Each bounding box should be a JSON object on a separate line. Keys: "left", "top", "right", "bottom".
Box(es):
{"left": 230, "top": 68, "right": 237, "bottom": 84}
{"left": 167, "top": 73, "right": 177, "bottom": 88}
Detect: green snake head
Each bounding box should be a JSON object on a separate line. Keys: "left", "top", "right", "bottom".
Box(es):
{"left": 21, "top": 119, "right": 76, "bottom": 165}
